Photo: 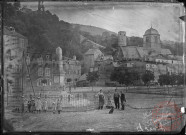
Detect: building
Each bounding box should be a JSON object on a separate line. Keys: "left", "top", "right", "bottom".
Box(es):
{"left": 114, "top": 27, "right": 183, "bottom": 82}
{"left": 94, "top": 55, "right": 114, "bottom": 86}
{"left": 83, "top": 48, "right": 103, "bottom": 73}
{"left": 1, "top": 26, "right": 28, "bottom": 109}
{"left": 25, "top": 47, "right": 81, "bottom": 96}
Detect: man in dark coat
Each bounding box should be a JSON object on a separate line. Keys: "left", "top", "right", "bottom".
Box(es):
{"left": 120, "top": 91, "right": 126, "bottom": 110}
{"left": 113, "top": 89, "right": 120, "bottom": 109}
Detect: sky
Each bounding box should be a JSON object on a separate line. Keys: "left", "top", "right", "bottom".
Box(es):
{"left": 21, "top": 2, "right": 185, "bottom": 42}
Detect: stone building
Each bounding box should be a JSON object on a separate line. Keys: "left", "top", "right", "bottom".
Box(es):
{"left": 114, "top": 27, "right": 183, "bottom": 83}
{"left": 83, "top": 48, "right": 103, "bottom": 73}
{"left": 1, "top": 26, "right": 28, "bottom": 109}
{"left": 94, "top": 55, "right": 114, "bottom": 86}
{"left": 25, "top": 47, "right": 81, "bottom": 96}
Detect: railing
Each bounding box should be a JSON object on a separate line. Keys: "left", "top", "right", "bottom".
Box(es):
{"left": 22, "top": 91, "right": 99, "bottom": 112}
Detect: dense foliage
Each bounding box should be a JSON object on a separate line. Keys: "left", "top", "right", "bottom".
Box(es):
{"left": 141, "top": 70, "right": 155, "bottom": 86}
{"left": 110, "top": 69, "right": 140, "bottom": 86}
{"left": 3, "top": 2, "right": 184, "bottom": 63}
{"left": 4, "top": 2, "right": 83, "bottom": 60}
{"left": 86, "top": 71, "right": 99, "bottom": 90}
{"left": 158, "top": 73, "right": 184, "bottom": 86}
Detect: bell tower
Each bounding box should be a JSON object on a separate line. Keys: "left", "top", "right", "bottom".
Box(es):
{"left": 118, "top": 31, "right": 127, "bottom": 47}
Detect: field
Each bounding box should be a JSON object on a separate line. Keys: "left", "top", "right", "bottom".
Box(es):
{"left": 4, "top": 86, "right": 184, "bottom": 132}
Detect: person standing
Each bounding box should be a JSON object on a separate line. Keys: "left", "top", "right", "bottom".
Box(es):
{"left": 27, "top": 99, "right": 31, "bottom": 113}
{"left": 120, "top": 91, "right": 126, "bottom": 110}
{"left": 97, "top": 89, "right": 105, "bottom": 110}
{"left": 35, "top": 97, "right": 39, "bottom": 113}
{"left": 43, "top": 95, "right": 48, "bottom": 113}
{"left": 37, "top": 97, "right": 42, "bottom": 113}
{"left": 52, "top": 101, "right": 56, "bottom": 114}
{"left": 30, "top": 97, "right": 35, "bottom": 113}
{"left": 113, "top": 89, "right": 120, "bottom": 109}
{"left": 56, "top": 99, "right": 61, "bottom": 114}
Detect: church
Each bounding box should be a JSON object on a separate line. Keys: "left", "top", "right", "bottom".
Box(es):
{"left": 114, "top": 27, "right": 183, "bottom": 83}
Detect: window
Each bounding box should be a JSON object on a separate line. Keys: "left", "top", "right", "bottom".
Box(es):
{"left": 45, "top": 68, "right": 50, "bottom": 76}
{"left": 37, "top": 78, "right": 42, "bottom": 86}
{"left": 146, "top": 64, "right": 150, "bottom": 67}
{"left": 67, "top": 78, "right": 71, "bottom": 82}
{"left": 38, "top": 68, "right": 43, "bottom": 76}
{"left": 154, "top": 36, "right": 158, "bottom": 43}
{"left": 146, "top": 37, "right": 150, "bottom": 43}
{"left": 38, "top": 57, "right": 43, "bottom": 65}
{"left": 46, "top": 55, "right": 49, "bottom": 60}
{"left": 45, "top": 79, "right": 51, "bottom": 86}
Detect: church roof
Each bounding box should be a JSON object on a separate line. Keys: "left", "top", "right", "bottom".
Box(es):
{"left": 120, "top": 46, "right": 143, "bottom": 59}
{"left": 118, "top": 46, "right": 172, "bottom": 60}
{"left": 144, "top": 27, "right": 159, "bottom": 35}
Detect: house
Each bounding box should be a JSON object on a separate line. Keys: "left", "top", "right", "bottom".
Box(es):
{"left": 1, "top": 26, "right": 28, "bottom": 109}
{"left": 114, "top": 27, "right": 183, "bottom": 83}
{"left": 83, "top": 48, "right": 103, "bottom": 73}
{"left": 25, "top": 47, "right": 81, "bottom": 96}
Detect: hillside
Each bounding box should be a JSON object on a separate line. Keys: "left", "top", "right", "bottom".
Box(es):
{"left": 4, "top": 2, "right": 183, "bottom": 61}
{"left": 72, "top": 24, "right": 117, "bottom": 36}
{"left": 161, "top": 40, "right": 183, "bottom": 56}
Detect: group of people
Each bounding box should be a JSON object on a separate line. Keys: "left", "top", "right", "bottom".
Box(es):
{"left": 27, "top": 95, "right": 48, "bottom": 113}
{"left": 27, "top": 95, "right": 64, "bottom": 114}
{"left": 97, "top": 89, "right": 126, "bottom": 110}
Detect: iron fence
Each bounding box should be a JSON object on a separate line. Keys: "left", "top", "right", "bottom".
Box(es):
{"left": 22, "top": 91, "right": 99, "bottom": 112}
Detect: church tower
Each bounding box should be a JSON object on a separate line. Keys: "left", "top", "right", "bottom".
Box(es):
{"left": 118, "top": 31, "right": 127, "bottom": 47}
{"left": 143, "top": 27, "right": 161, "bottom": 51}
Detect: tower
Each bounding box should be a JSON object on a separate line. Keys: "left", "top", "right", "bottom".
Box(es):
{"left": 56, "top": 47, "right": 65, "bottom": 87}
{"left": 118, "top": 31, "right": 127, "bottom": 47}
{"left": 143, "top": 27, "right": 161, "bottom": 50}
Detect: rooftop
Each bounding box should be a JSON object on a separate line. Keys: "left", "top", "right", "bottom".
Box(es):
{"left": 144, "top": 27, "right": 159, "bottom": 36}
{"left": 1, "top": 26, "right": 27, "bottom": 39}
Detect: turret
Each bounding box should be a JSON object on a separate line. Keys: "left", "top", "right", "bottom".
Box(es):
{"left": 118, "top": 31, "right": 127, "bottom": 47}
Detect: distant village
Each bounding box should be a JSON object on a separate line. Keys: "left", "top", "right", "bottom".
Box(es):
{"left": 3, "top": 25, "right": 183, "bottom": 106}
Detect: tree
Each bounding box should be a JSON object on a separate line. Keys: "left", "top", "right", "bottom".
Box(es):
{"left": 141, "top": 70, "right": 154, "bottom": 87}
{"left": 86, "top": 71, "right": 99, "bottom": 91}
{"left": 158, "top": 74, "right": 171, "bottom": 93}
{"left": 177, "top": 73, "right": 184, "bottom": 86}
{"left": 169, "top": 74, "right": 177, "bottom": 86}
{"left": 110, "top": 69, "right": 140, "bottom": 90}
